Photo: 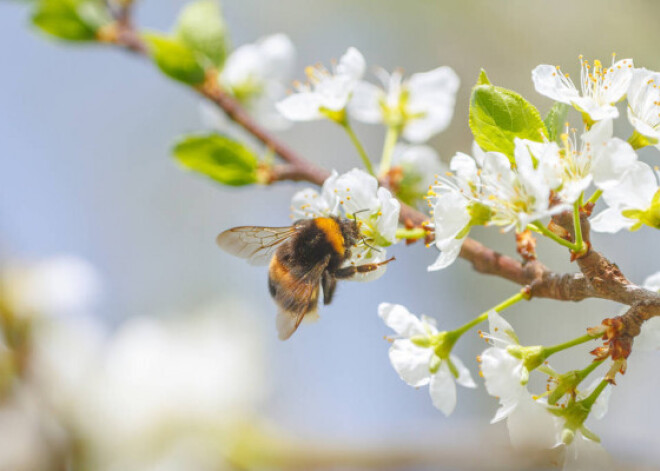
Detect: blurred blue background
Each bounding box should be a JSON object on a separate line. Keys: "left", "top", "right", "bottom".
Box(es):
{"left": 2, "top": 0, "right": 660, "bottom": 467}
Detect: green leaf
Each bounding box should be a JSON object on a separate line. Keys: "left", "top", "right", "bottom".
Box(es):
{"left": 173, "top": 133, "right": 259, "bottom": 186}
{"left": 476, "top": 69, "right": 491, "bottom": 86}
{"left": 175, "top": 0, "right": 229, "bottom": 68}
{"left": 543, "top": 102, "right": 570, "bottom": 143}
{"left": 469, "top": 71, "right": 548, "bottom": 161}
{"left": 143, "top": 33, "right": 207, "bottom": 85}
{"left": 32, "top": 0, "right": 110, "bottom": 41}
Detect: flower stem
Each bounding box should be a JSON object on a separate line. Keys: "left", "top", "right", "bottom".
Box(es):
{"left": 530, "top": 221, "right": 580, "bottom": 252}
{"left": 395, "top": 227, "right": 427, "bottom": 240}
{"left": 580, "top": 379, "right": 609, "bottom": 410}
{"left": 341, "top": 122, "right": 375, "bottom": 176}
{"left": 452, "top": 290, "right": 528, "bottom": 338}
{"left": 572, "top": 200, "right": 584, "bottom": 255}
{"left": 578, "top": 358, "right": 605, "bottom": 380}
{"left": 378, "top": 125, "right": 400, "bottom": 176}
{"left": 586, "top": 189, "right": 603, "bottom": 205}
{"left": 542, "top": 332, "right": 599, "bottom": 357}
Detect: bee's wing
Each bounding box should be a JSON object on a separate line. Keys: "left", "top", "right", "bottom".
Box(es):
{"left": 216, "top": 225, "right": 299, "bottom": 266}
{"left": 276, "top": 254, "right": 331, "bottom": 340}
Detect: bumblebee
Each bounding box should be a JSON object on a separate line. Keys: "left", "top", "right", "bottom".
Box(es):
{"left": 216, "top": 216, "right": 394, "bottom": 340}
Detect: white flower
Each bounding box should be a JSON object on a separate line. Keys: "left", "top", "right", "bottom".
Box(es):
{"left": 532, "top": 55, "right": 633, "bottom": 121}
{"left": 0, "top": 256, "right": 101, "bottom": 319}
{"left": 276, "top": 47, "right": 365, "bottom": 121}
{"left": 505, "top": 395, "right": 558, "bottom": 452}
{"left": 549, "top": 377, "right": 613, "bottom": 471}
{"left": 350, "top": 66, "right": 460, "bottom": 143}
{"left": 388, "top": 144, "right": 445, "bottom": 207}
{"left": 515, "top": 120, "right": 638, "bottom": 204}
{"left": 626, "top": 67, "right": 660, "bottom": 145}
{"left": 482, "top": 148, "right": 562, "bottom": 230}
{"left": 217, "top": 33, "right": 296, "bottom": 130}
{"left": 378, "top": 303, "right": 476, "bottom": 416}
{"left": 560, "top": 431, "right": 613, "bottom": 471}
{"left": 630, "top": 271, "right": 660, "bottom": 352}
{"left": 590, "top": 161, "right": 660, "bottom": 233}
{"left": 291, "top": 169, "right": 400, "bottom": 280}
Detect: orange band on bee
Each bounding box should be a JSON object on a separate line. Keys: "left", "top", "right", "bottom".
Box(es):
{"left": 313, "top": 217, "right": 345, "bottom": 257}
{"left": 269, "top": 255, "right": 298, "bottom": 290}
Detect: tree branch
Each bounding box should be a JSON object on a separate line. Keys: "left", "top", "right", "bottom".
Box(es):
{"left": 106, "top": 19, "right": 660, "bottom": 331}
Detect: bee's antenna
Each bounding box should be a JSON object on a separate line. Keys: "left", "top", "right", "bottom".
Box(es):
{"left": 360, "top": 237, "right": 382, "bottom": 253}
{"left": 351, "top": 208, "right": 371, "bottom": 230}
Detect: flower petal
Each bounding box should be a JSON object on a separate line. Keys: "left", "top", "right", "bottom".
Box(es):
{"left": 481, "top": 347, "right": 525, "bottom": 423}
{"left": 486, "top": 310, "right": 519, "bottom": 346}
{"left": 336, "top": 47, "right": 366, "bottom": 82}
{"left": 563, "top": 433, "right": 614, "bottom": 471}
{"left": 428, "top": 235, "right": 466, "bottom": 271}
{"left": 634, "top": 317, "right": 660, "bottom": 352}
{"left": 429, "top": 361, "right": 457, "bottom": 416}
{"left": 532, "top": 64, "right": 580, "bottom": 104}
{"left": 276, "top": 92, "right": 323, "bottom": 121}
{"left": 349, "top": 81, "right": 383, "bottom": 123}
{"left": 378, "top": 303, "right": 429, "bottom": 337}
{"left": 591, "top": 138, "right": 637, "bottom": 190}
{"left": 388, "top": 339, "right": 433, "bottom": 387}
{"left": 589, "top": 208, "right": 635, "bottom": 233}
{"left": 643, "top": 271, "right": 660, "bottom": 292}
{"left": 450, "top": 355, "right": 477, "bottom": 389}
{"left": 506, "top": 395, "right": 557, "bottom": 451}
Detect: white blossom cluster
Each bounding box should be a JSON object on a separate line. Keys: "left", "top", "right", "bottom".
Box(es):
{"left": 427, "top": 56, "right": 660, "bottom": 270}
{"left": 276, "top": 47, "right": 460, "bottom": 142}
{"left": 372, "top": 55, "right": 660, "bottom": 471}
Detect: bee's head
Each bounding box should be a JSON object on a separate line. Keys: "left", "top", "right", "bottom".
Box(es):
{"left": 337, "top": 216, "right": 361, "bottom": 247}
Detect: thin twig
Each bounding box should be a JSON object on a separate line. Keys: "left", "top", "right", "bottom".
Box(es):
{"left": 107, "top": 19, "right": 660, "bottom": 340}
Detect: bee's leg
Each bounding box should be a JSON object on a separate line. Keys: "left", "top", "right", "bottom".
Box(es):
{"left": 321, "top": 271, "right": 337, "bottom": 305}
{"left": 334, "top": 257, "right": 396, "bottom": 279}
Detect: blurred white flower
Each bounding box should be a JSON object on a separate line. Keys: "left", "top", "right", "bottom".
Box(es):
{"left": 291, "top": 169, "right": 400, "bottom": 281}
{"left": 626, "top": 67, "right": 660, "bottom": 146}
{"left": 0, "top": 256, "right": 100, "bottom": 319}
{"left": 499, "top": 373, "right": 613, "bottom": 470}
{"left": 378, "top": 303, "right": 476, "bottom": 416}
{"left": 0, "top": 386, "right": 66, "bottom": 471}
{"left": 350, "top": 66, "right": 459, "bottom": 143}
{"left": 28, "top": 302, "right": 265, "bottom": 470}
{"left": 552, "top": 378, "right": 613, "bottom": 471}
{"left": 590, "top": 161, "right": 660, "bottom": 233}
{"left": 208, "top": 33, "right": 295, "bottom": 130}
{"left": 532, "top": 55, "right": 633, "bottom": 121}
{"left": 628, "top": 271, "right": 660, "bottom": 352}
{"left": 560, "top": 431, "right": 613, "bottom": 471}
{"left": 388, "top": 144, "right": 445, "bottom": 208}
{"left": 276, "top": 47, "right": 365, "bottom": 122}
